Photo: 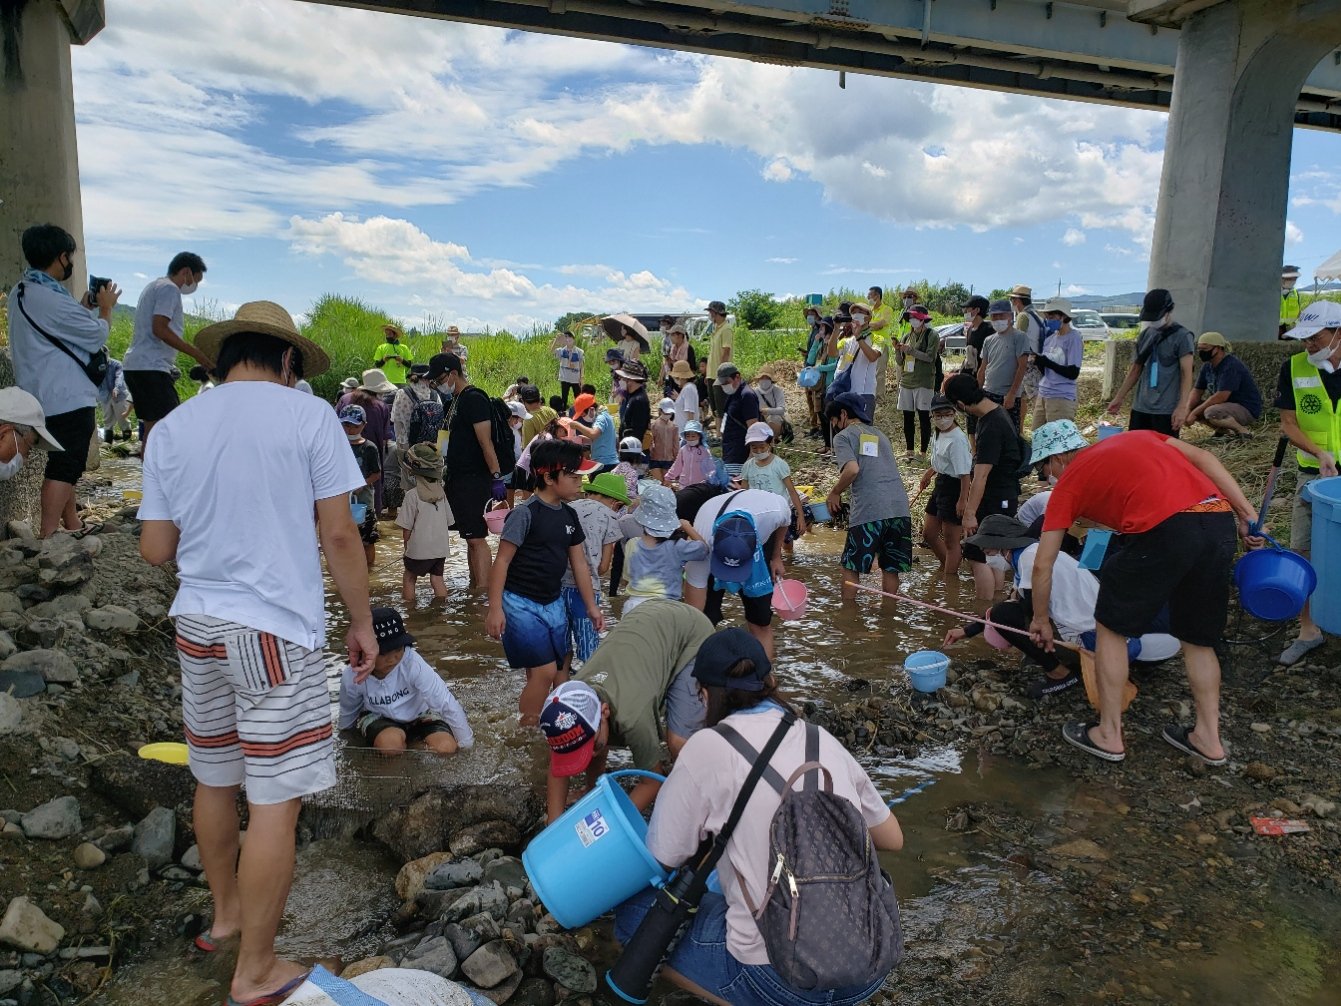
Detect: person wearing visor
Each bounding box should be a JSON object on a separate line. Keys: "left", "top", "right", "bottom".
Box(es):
{"left": 539, "top": 600, "right": 715, "bottom": 822}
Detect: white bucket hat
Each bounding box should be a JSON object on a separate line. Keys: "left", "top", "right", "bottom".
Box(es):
{"left": 634, "top": 484, "right": 680, "bottom": 537}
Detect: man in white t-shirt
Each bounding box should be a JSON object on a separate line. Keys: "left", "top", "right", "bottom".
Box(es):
{"left": 123, "top": 252, "right": 213, "bottom": 447}
{"left": 137, "top": 301, "right": 375, "bottom": 1006}
{"left": 684, "top": 488, "right": 790, "bottom": 658}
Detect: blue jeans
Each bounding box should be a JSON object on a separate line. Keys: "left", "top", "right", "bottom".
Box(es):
{"left": 613, "top": 890, "right": 887, "bottom": 1006}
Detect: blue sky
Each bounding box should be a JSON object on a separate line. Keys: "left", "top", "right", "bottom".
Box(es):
{"left": 70, "top": 0, "right": 1341, "bottom": 331}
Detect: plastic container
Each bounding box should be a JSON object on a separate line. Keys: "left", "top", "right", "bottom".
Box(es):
{"left": 350, "top": 501, "right": 368, "bottom": 525}
{"left": 483, "top": 506, "right": 509, "bottom": 535}
{"left": 1096, "top": 424, "right": 1124, "bottom": 441}
{"left": 983, "top": 623, "right": 1012, "bottom": 650}
{"left": 903, "top": 650, "right": 950, "bottom": 692}
{"left": 797, "top": 367, "right": 821, "bottom": 389}
{"left": 138, "top": 742, "right": 189, "bottom": 765}
{"left": 808, "top": 501, "right": 832, "bottom": 523}
{"left": 1077, "top": 529, "right": 1113, "bottom": 571}
{"left": 771, "top": 579, "right": 808, "bottom": 621}
{"left": 1308, "top": 476, "right": 1341, "bottom": 634}
{"left": 1234, "top": 545, "right": 1316, "bottom": 622}
{"left": 522, "top": 770, "right": 668, "bottom": 929}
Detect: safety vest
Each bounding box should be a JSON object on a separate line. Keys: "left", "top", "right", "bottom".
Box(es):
{"left": 1282, "top": 289, "right": 1303, "bottom": 326}
{"left": 1290, "top": 352, "right": 1340, "bottom": 470}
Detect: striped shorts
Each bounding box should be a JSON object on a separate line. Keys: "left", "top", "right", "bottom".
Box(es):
{"left": 175, "top": 614, "right": 336, "bottom": 805}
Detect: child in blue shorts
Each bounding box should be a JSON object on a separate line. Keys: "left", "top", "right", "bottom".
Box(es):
{"left": 487, "top": 439, "right": 604, "bottom": 725}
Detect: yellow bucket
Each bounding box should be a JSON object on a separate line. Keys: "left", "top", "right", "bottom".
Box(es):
{"left": 138, "top": 742, "right": 189, "bottom": 765}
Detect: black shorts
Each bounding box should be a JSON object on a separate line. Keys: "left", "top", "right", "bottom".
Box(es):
{"left": 359, "top": 511, "right": 380, "bottom": 545}
{"left": 925, "top": 473, "right": 963, "bottom": 525}
{"left": 123, "top": 370, "right": 180, "bottom": 423}
{"left": 704, "top": 536, "right": 779, "bottom": 628}
{"left": 42, "top": 407, "right": 96, "bottom": 485}
{"left": 404, "top": 555, "right": 446, "bottom": 576}
{"left": 1129, "top": 410, "right": 1179, "bottom": 438}
{"left": 649, "top": 460, "right": 672, "bottom": 471}
{"left": 357, "top": 714, "right": 451, "bottom": 745}
{"left": 962, "top": 497, "right": 1018, "bottom": 563}
{"left": 446, "top": 474, "right": 492, "bottom": 539}
{"left": 1095, "top": 509, "right": 1235, "bottom": 647}
{"left": 841, "top": 516, "right": 913, "bottom": 575}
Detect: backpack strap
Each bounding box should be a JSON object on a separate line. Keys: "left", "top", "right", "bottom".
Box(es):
{"left": 714, "top": 724, "right": 787, "bottom": 794}
{"left": 803, "top": 722, "right": 820, "bottom": 793}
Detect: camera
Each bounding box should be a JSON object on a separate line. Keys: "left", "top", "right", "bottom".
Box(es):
{"left": 89, "top": 276, "right": 111, "bottom": 298}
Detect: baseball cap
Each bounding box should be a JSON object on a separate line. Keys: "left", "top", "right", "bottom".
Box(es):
{"left": 605, "top": 347, "right": 624, "bottom": 363}
{"left": 745, "top": 421, "right": 774, "bottom": 445}
{"left": 507, "top": 401, "right": 528, "bottom": 420}
{"left": 0, "top": 388, "right": 62, "bottom": 450}
{"left": 539, "top": 680, "right": 602, "bottom": 777}
{"left": 715, "top": 362, "right": 741, "bottom": 386}
{"left": 1282, "top": 264, "right": 1301, "bottom": 279}
{"left": 710, "top": 513, "right": 758, "bottom": 584}
{"left": 930, "top": 393, "right": 954, "bottom": 413}
{"left": 427, "top": 353, "right": 463, "bottom": 380}
{"left": 618, "top": 436, "right": 644, "bottom": 453}
{"left": 829, "top": 391, "right": 871, "bottom": 424}
{"left": 692, "top": 628, "right": 771, "bottom": 692}
{"left": 519, "top": 385, "right": 542, "bottom": 403}
{"left": 988, "top": 299, "right": 1012, "bottom": 315}
{"left": 572, "top": 393, "right": 597, "bottom": 417}
{"left": 658, "top": 397, "right": 676, "bottom": 414}
{"left": 1286, "top": 299, "right": 1341, "bottom": 339}
{"left": 1197, "top": 331, "right": 1231, "bottom": 351}
{"left": 371, "top": 607, "right": 415, "bottom": 653}
{"left": 1138, "top": 288, "right": 1174, "bottom": 322}
{"left": 338, "top": 404, "right": 366, "bottom": 426}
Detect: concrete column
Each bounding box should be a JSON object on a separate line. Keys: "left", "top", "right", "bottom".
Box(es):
{"left": 1146, "top": 0, "right": 1341, "bottom": 342}
{"left": 0, "top": 0, "right": 104, "bottom": 297}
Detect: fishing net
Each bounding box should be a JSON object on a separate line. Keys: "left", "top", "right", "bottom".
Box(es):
{"left": 303, "top": 742, "right": 467, "bottom": 814}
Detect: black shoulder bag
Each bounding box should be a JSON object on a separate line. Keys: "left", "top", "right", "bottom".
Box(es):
{"left": 14, "top": 282, "right": 109, "bottom": 387}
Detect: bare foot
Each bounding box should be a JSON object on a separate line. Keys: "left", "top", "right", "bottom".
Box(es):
{"left": 230, "top": 960, "right": 311, "bottom": 1005}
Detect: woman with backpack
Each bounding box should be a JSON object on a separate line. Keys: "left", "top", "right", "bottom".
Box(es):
{"left": 615, "top": 630, "right": 904, "bottom": 1006}
{"left": 387, "top": 366, "right": 447, "bottom": 517}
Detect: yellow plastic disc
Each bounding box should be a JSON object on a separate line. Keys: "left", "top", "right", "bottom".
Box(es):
{"left": 138, "top": 742, "right": 189, "bottom": 765}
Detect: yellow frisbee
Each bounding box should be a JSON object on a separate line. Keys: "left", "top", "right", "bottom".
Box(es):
{"left": 138, "top": 742, "right": 189, "bottom": 765}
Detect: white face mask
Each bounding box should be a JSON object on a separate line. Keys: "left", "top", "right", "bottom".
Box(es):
{"left": 852, "top": 315, "right": 869, "bottom": 327}
{"left": 346, "top": 431, "right": 362, "bottom": 442}
{"left": 0, "top": 433, "right": 24, "bottom": 480}
{"left": 758, "top": 379, "right": 773, "bottom": 391}
{"left": 903, "top": 297, "right": 915, "bottom": 307}
{"left": 933, "top": 415, "right": 956, "bottom": 431}
{"left": 181, "top": 280, "right": 199, "bottom": 296}
{"left": 985, "top": 554, "right": 1011, "bottom": 573}
{"left": 723, "top": 382, "right": 739, "bottom": 396}
{"left": 991, "top": 319, "right": 1010, "bottom": 332}
{"left": 911, "top": 319, "right": 925, "bottom": 331}
{"left": 964, "top": 312, "right": 974, "bottom": 324}
{"left": 1307, "top": 336, "right": 1339, "bottom": 372}
{"left": 752, "top": 448, "right": 772, "bottom": 461}
{"left": 686, "top": 437, "right": 701, "bottom": 448}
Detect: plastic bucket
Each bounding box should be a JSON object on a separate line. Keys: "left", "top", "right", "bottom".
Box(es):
{"left": 1234, "top": 546, "right": 1316, "bottom": 621}
{"left": 808, "top": 501, "right": 832, "bottom": 523}
{"left": 1096, "top": 424, "right": 1124, "bottom": 441}
{"left": 349, "top": 501, "right": 368, "bottom": 525}
{"left": 1307, "top": 476, "right": 1341, "bottom": 634}
{"left": 1077, "top": 529, "right": 1113, "bottom": 571}
{"left": 522, "top": 770, "right": 668, "bottom": 930}
{"left": 772, "top": 579, "right": 808, "bottom": 621}
{"left": 483, "top": 506, "right": 509, "bottom": 535}
{"left": 983, "top": 623, "right": 1012, "bottom": 650}
{"left": 903, "top": 650, "right": 950, "bottom": 692}
{"left": 797, "top": 367, "right": 821, "bottom": 389}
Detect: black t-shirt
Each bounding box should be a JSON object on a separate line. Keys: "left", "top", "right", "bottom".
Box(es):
{"left": 967, "top": 320, "right": 993, "bottom": 360}
{"left": 446, "top": 385, "right": 494, "bottom": 480}
{"left": 722, "top": 387, "right": 761, "bottom": 464}
{"left": 500, "top": 496, "right": 587, "bottom": 603}
{"left": 621, "top": 388, "right": 651, "bottom": 441}
{"left": 972, "top": 406, "right": 1022, "bottom": 507}
{"left": 1274, "top": 355, "right": 1341, "bottom": 411}
{"left": 350, "top": 439, "right": 379, "bottom": 505}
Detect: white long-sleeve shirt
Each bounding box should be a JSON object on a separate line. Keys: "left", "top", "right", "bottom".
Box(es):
{"left": 338, "top": 648, "right": 474, "bottom": 748}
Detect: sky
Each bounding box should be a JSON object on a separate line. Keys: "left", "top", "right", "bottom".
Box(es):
{"left": 68, "top": 0, "right": 1341, "bottom": 333}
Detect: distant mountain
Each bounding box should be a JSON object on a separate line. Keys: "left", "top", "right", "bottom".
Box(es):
{"left": 1064, "top": 292, "right": 1146, "bottom": 311}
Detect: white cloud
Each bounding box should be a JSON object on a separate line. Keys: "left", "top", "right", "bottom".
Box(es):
{"left": 821, "top": 266, "right": 919, "bottom": 276}
{"left": 767, "top": 257, "right": 799, "bottom": 265}
{"left": 763, "top": 159, "right": 794, "bottom": 182}
{"left": 1062, "top": 228, "right": 1087, "bottom": 246}
{"left": 1064, "top": 284, "right": 1090, "bottom": 296}
{"left": 1286, "top": 220, "right": 1305, "bottom": 245}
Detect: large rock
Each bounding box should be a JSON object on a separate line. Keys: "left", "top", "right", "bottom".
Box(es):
{"left": 450, "top": 821, "right": 522, "bottom": 858}
{"left": 444, "top": 911, "right": 501, "bottom": 962}
{"left": 541, "top": 948, "right": 596, "bottom": 993}
{"left": 401, "top": 936, "right": 458, "bottom": 980}
{"left": 511, "top": 977, "right": 556, "bottom": 1006}
{"left": 425, "top": 858, "right": 484, "bottom": 891}
{"left": 0, "top": 668, "right": 43, "bottom": 698}
{"left": 16, "top": 618, "right": 66, "bottom": 650}
{"left": 2, "top": 649, "right": 77, "bottom": 685}
{"left": 83, "top": 605, "right": 139, "bottom": 633}
{"left": 372, "top": 785, "right": 542, "bottom": 862}
{"left": 132, "top": 807, "right": 176, "bottom": 869}
{"left": 482, "top": 857, "right": 527, "bottom": 891}
{"left": 90, "top": 753, "right": 194, "bottom": 821}
{"left": 473, "top": 969, "right": 523, "bottom": 1005}
{"left": 0, "top": 692, "right": 21, "bottom": 734}
{"left": 0, "top": 897, "right": 65, "bottom": 954}
{"left": 20, "top": 796, "right": 81, "bottom": 840}
{"left": 416, "top": 887, "right": 474, "bottom": 921}
{"left": 461, "top": 941, "right": 519, "bottom": 989}
{"left": 395, "top": 851, "right": 456, "bottom": 901}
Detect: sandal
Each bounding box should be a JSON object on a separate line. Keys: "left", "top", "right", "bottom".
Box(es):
{"left": 225, "top": 969, "right": 312, "bottom": 1006}
{"left": 1061, "top": 720, "right": 1125, "bottom": 762}
{"left": 1160, "top": 724, "right": 1227, "bottom": 766}
{"left": 70, "top": 521, "right": 103, "bottom": 540}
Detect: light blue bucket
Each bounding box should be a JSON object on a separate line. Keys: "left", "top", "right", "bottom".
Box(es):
{"left": 797, "top": 367, "right": 821, "bottom": 389}
{"left": 904, "top": 650, "right": 950, "bottom": 692}
{"left": 1096, "top": 424, "right": 1124, "bottom": 441}
{"left": 350, "top": 501, "right": 368, "bottom": 524}
{"left": 522, "top": 769, "right": 668, "bottom": 929}
{"left": 808, "top": 501, "right": 832, "bottom": 523}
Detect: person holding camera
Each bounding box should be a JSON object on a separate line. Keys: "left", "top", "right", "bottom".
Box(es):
{"left": 123, "top": 252, "right": 211, "bottom": 449}
{"left": 7, "top": 224, "right": 119, "bottom": 537}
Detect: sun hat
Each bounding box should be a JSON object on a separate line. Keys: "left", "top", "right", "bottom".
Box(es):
{"left": 360, "top": 368, "right": 396, "bottom": 395}
{"left": 707, "top": 300, "right": 727, "bottom": 315}
{"left": 669, "top": 323, "right": 688, "bottom": 337}
{"left": 901, "top": 286, "right": 918, "bottom": 297}
{"left": 930, "top": 393, "right": 954, "bottom": 413}
{"left": 715, "top": 362, "right": 741, "bottom": 386}
{"left": 635, "top": 484, "right": 680, "bottom": 537}
{"left": 1282, "top": 265, "right": 1301, "bottom": 279}
{"left": 194, "top": 301, "right": 331, "bottom": 378}
{"left": 618, "top": 436, "right": 644, "bottom": 455}
{"left": 658, "top": 397, "right": 676, "bottom": 414}
{"left": 849, "top": 302, "right": 872, "bottom": 317}
{"left": 371, "top": 607, "right": 415, "bottom": 654}
{"left": 963, "top": 514, "right": 1035, "bottom": 552}
{"left": 1009, "top": 284, "right": 1033, "bottom": 299}
{"left": 341, "top": 377, "right": 360, "bottom": 390}
{"left": 907, "top": 304, "right": 932, "bottom": 320}
{"left": 401, "top": 442, "right": 443, "bottom": 475}
{"left": 540, "top": 680, "right": 602, "bottom": 777}
{"left": 710, "top": 513, "right": 758, "bottom": 584}
{"left": 692, "top": 628, "right": 771, "bottom": 691}
{"left": 756, "top": 368, "right": 776, "bottom": 382}
{"left": 1197, "top": 331, "right": 1231, "bottom": 351}
{"left": 616, "top": 361, "right": 649, "bottom": 383}
{"left": 829, "top": 391, "right": 871, "bottom": 424}
{"left": 1139, "top": 288, "right": 1174, "bottom": 322}
{"left": 507, "top": 401, "right": 528, "bottom": 420}
{"left": 0, "top": 387, "right": 61, "bottom": 450}
{"left": 1029, "top": 419, "right": 1090, "bottom": 465}
{"left": 988, "top": 299, "right": 1013, "bottom": 315}
{"left": 683, "top": 420, "right": 704, "bottom": 437}
{"left": 337, "top": 404, "right": 366, "bottom": 426}
{"left": 1285, "top": 300, "right": 1341, "bottom": 339}
{"left": 571, "top": 393, "right": 597, "bottom": 417}
{"left": 669, "top": 359, "right": 694, "bottom": 380}
{"left": 1041, "top": 297, "right": 1074, "bottom": 319}
{"left": 745, "top": 421, "right": 774, "bottom": 445}
{"left": 443, "top": 325, "right": 462, "bottom": 339}
{"left": 585, "top": 471, "right": 631, "bottom": 505}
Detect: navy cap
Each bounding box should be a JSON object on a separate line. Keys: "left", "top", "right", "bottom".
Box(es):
{"left": 710, "top": 514, "right": 757, "bottom": 584}
{"left": 831, "top": 392, "right": 871, "bottom": 424}
{"left": 692, "top": 629, "right": 771, "bottom": 692}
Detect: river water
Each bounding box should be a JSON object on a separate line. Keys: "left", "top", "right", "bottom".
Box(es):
{"left": 86, "top": 462, "right": 1341, "bottom": 1004}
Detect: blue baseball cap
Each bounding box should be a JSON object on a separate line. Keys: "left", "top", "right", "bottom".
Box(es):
{"left": 710, "top": 513, "right": 757, "bottom": 584}
{"left": 338, "top": 404, "right": 367, "bottom": 426}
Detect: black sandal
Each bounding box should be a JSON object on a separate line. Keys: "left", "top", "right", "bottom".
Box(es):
{"left": 1160, "top": 724, "right": 1227, "bottom": 766}
{"left": 1061, "top": 720, "right": 1125, "bottom": 762}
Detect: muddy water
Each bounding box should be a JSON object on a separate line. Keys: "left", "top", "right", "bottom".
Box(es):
{"left": 86, "top": 479, "right": 1341, "bottom": 1004}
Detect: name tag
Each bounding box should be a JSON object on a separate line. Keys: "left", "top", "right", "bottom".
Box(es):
{"left": 1294, "top": 376, "right": 1323, "bottom": 389}
{"left": 859, "top": 434, "right": 880, "bottom": 457}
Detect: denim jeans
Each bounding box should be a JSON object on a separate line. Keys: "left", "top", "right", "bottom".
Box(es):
{"left": 613, "top": 890, "right": 887, "bottom": 1006}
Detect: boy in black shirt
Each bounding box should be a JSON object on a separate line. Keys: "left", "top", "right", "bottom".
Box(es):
{"left": 340, "top": 405, "right": 381, "bottom": 567}
{"left": 486, "top": 440, "right": 603, "bottom": 725}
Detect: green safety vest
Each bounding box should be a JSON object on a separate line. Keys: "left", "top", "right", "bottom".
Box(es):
{"left": 1282, "top": 290, "right": 1303, "bottom": 326}
{"left": 1290, "top": 352, "right": 1340, "bottom": 470}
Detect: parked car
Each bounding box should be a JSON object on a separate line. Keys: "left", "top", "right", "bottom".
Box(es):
{"left": 937, "top": 322, "right": 966, "bottom": 353}
{"left": 1100, "top": 312, "right": 1140, "bottom": 331}
{"left": 1071, "top": 310, "right": 1111, "bottom": 341}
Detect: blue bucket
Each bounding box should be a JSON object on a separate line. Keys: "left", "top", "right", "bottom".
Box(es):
{"left": 350, "top": 501, "right": 368, "bottom": 525}
{"left": 1307, "top": 476, "right": 1341, "bottom": 634}
{"left": 1234, "top": 546, "right": 1316, "bottom": 622}
{"left": 903, "top": 650, "right": 950, "bottom": 692}
{"left": 522, "top": 770, "right": 668, "bottom": 929}
{"left": 1077, "top": 529, "right": 1113, "bottom": 571}
{"left": 1097, "top": 424, "right": 1124, "bottom": 441}
{"left": 808, "top": 501, "right": 832, "bottom": 523}
{"left": 797, "top": 367, "right": 821, "bottom": 389}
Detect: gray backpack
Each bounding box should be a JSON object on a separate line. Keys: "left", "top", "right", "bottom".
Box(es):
{"left": 716, "top": 720, "right": 903, "bottom": 991}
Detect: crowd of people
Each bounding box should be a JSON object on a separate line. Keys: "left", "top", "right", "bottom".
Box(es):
{"left": 6, "top": 219, "right": 1337, "bottom": 1006}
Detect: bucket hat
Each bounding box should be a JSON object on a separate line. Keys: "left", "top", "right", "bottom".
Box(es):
{"left": 963, "top": 514, "right": 1035, "bottom": 552}
{"left": 635, "top": 484, "right": 680, "bottom": 537}
{"left": 693, "top": 628, "right": 771, "bottom": 691}
{"left": 670, "top": 359, "right": 695, "bottom": 380}
{"left": 572, "top": 393, "right": 597, "bottom": 417}
{"left": 0, "top": 387, "right": 62, "bottom": 450}
{"left": 401, "top": 442, "right": 443, "bottom": 477}
{"left": 1041, "top": 297, "right": 1073, "bottom": 320}
{"left": 360, "top": 368, "right": 396, "bottom": 395}
{"left": 744, "top": 421, "right": 774, "bottom": 445}
{"left": 585, "top": 471, "right": 631, "bottom": 505}
{"left": 1029, "top": 419, "right": 1090, "bottom": 465}
{"left": 371, "top": 607, "right": 415, "bottom": 653}
{"left": 194, "top": 301, "right": 331, "bottom": 378}
{"left": 540, "top": 680, "right": 602, "bottom": 777}
{"left": 683, "top": 420, "right": 704, "bottom": 437}
{"left": 616, "top": 361, "right": 648, "bottom": 383}
{"left": 341, "top": 377, "right": 360, "bottom": 390}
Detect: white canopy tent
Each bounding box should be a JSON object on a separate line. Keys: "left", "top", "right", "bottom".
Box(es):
{"left": 1314, "top": 249, "right": 1341, "bottom": 283}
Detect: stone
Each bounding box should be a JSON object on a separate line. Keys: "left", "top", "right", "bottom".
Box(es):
{"left": 0, "top": 693, "right": 21, "bottom": 734}
{"left": 482, "top": 856, "right": 527, "bottom": 891}
{"left": 0, "top": 669, "right": 44, "bottom": 698}
{"left": 416, "top": 887, "right": 473, "bottom": 920}
{"left": 340, "top": 956, "right": 393, "bottom": 980}
{"left": 1049, "top": 839, "right": 1109, "bottom": 862}
{"left": 476, "top": 884, "right": 509, "bottom": 921}
{"left": 1302, "top": 795, "right": 1337, "bottom": 819}
{"left": 425, "top": 858, "right": 484, "bottom": 891}
{"left": 401, "top": 936, "right": 458, "bottom": 979}
{"left": 4, "top": 521, "right": 35, "bottom": 543}
{"left": 2, "top": 650, "right": 77, "bottom": 685}
{"left": 511, "top": 977, "right": 555, "bottom": 1006}
{"left": 0, "top": 969, "right": 22, "bottom": 996}
{"left": 505, "top": 900, "right": 537, "bottom": 935}
{"left": 395, "top": 852, "right": 456, "bottom": 901}
{"left": 94, "top": 825, "right": 134, "bottom": 853}
{"left": 131, "top": 807, "right": 176, "bottom": 870}
{"left": 181, "top": 844, "right": 203, "bottom": 871}
{"left": 0, "top": 898, "right": 65, "bottom": 954}
{"left": 542, "top": 947, "right": 596, "bottom": 993}
{"left": 372, "top": 785, "right": 542, "bottom": 862}
{"left": 16, "top": 618, "right": 65, "bottom": 650}
{"left": 15, "top": 584, "right": 49, "bottom": 603}
{"left": 473, "top": 969, "right": 523, "bottom": 1004}
{"left": 1244, "top": 762, "right": 1277, "bottom": 782}
{"left": 444, "top": 912, "right": 501, "bottom": 961}
{"left": 20, "top": 796, "right": 81, "bottom": 840}
{"left": 0, "top": 631, "right": 14, "bottom": 659}
{"left": 37, "top": 556, "right": 92, "bottom": 589}
{"left": 83, "top": 606, "right": 139, "bottom": 633}
{"left": 90, "top": 753, "right": 193, "bottom": 821}
{"left": 451, "top": 821, "right": 522, "bottom": 858}
{"left": 72, "top": 843, "right": 105, "bottom": 871}
{"left": 462, "top": 941, "right": 519, "bottom": 989}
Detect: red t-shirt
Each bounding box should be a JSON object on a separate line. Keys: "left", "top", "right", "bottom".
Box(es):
{"left": 1043, "top": 431, "right": 1220, "bottom": 535}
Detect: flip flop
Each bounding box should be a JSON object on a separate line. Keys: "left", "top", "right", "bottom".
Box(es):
{"left": 224, "top": 969, "right": 312, "bottom": 1006}
{"left": 1161, "top": 724, "right": 1227, "bottom": 767}
{"left": 1061, "top": 720, "right": 1125, "bottom": 762}
{"left": 70, "top": 521, "right": 103, "bottom": 540}
{"left": 193, "top": 926, "right": 235, "bottom": 953}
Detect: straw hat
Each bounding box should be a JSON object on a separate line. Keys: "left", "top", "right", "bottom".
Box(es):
{"left": 1008, "top": 284, "right": 1033, "bottom": 300}
{"left": 194, "top": 302, "right": 330, "bottom": 378}
{"left": 670, "top": 359, "right": 694, "bottom": 380}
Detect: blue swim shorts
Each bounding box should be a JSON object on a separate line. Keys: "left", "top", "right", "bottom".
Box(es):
{"left": 501, "top": 590, "right": 571, "bottom": 669}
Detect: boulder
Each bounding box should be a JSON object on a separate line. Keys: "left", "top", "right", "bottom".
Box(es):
{"left": 131, "top": 807, "right": 176, "bottom": 870}
{"left": 90, "top": 753, "right": 193, "bottom": 821}
{"left": 0, "top": 692, "right": 21, "bottom": 734}
{"left": 461, "top": 941, "right": 519, "bottom": 989}
{"left": 401, "top": 936, "right": 458, "bottom": 980}
{"left": 451, "top": 821, "right": 522, "bottom": 858}
{"left": 541, "top": 948, "right": 596, "bottom": 993}
{"left": 340, "top": 956, "right": 393, "bottom": 980}
{"left": 72, "top": 843, "right": 106, "bottom": 870}
{"left": 396, "top": 852, "right": 456, "bottom": 901}
{"left": 2, "top": 649, "right": 77, "bottom": 685}
{"left": 20, "top": 796, "right": 81, "bottom": 840}
{"left": 473, "top": 969, "right": 523, "bottom": 1004}
{"left": 444, "top": 912, "right": 501, "bottom": 962}
{"left": 16, "top": 618, "right": 65, "bottom": 650}
{"left": 416, "top": 887, "right": 474, "bottom": 921}
{"left": 83, "top": 606, "right": 139, "bottom": 633}
{"left": 0, "top": 668, "right": 44, "bottom": 698}
{"left": 425, "top": 858, "right": 484, "bottom": 891}
{"left": 0, "top": 897, "right": 65, "bottom": 954}
{"left": 482, "top": 857, "right": 527, "bottom": 891}
{"left": 372, "top": 785, "right": 542, "bottom": 862}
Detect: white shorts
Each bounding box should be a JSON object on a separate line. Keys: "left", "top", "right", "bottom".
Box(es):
{"left": 175, "top": 614, "right": 336, "bottom": 805}
{"left": 897, "top": 386, "right": 934, "bottom": 412}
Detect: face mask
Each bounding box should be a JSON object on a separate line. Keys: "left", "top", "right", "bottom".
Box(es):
{"left": 752, "top": 449, "right": 772, "bottom": 460}
{"left": 181, "top": 280, "right": 199, "bottom": 296}
{"left": 911, "top": 319, "right": 925, "bottom": 331}
{"left": 991, "top": 319, "right": 1009, "bottom": 333}
{"left": 723, "top": 382, "right": 738, "bottom": 396}
{"left": 0, "top": 434, "right": 23, "bottom": 480}
{"left": 903, "top": 297, "right": 915, "bottom": 307}
{"left": 1044, "top": 319, "right": 1061, "bottom": 334}
{"left": 1047, "top": 473, "right": 1059, "bottom": 486}
{"left": 853, "top": 315, "right": 869, "bottom": 327}
{"left": 1197, "top": 349, "right": 1215, "bottom": 362}
{"left": 61, "top": 257, "right": 74, "bottom": 282}
{"left": 686, "top": 437, "right": 700, "bottom": 448}
{"left": 1307, "top": 336, "right": 1338, "bottom": 372}
{"left": 964, "top": 312, "right": 974, "bottom": 324}
{"left": 933, "top": 415, "right": 956, "bottom": 431}
{"left": 759, "top": 379, "right": 773, "bottom": 391}
{"left": 985, "top": 554, "right": 1011, "bottom": 573}
{"left": 346, "top": 432, "right": 362, "bottom": 442}
{"left": 1283, "top": 287, "right": 1294, "bottom": 297}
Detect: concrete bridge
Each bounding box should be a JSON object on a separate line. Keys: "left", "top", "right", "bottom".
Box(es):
{"left": 4, "top": 0, "right": 1341, "bottom": 342}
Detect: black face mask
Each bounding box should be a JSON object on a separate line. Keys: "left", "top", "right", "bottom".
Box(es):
{"left": 60, "top": 255, "right": 74, "bottom": 282}
{"left": 1197, "top": 349, "right": 1215, "bottom": 362}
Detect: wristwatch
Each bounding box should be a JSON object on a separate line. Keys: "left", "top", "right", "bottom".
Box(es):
{"left": 492, "top": 472, "right": 502, "bottom": 480}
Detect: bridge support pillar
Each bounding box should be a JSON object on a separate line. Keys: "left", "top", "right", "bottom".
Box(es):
{"left": 1148, "top": 0, "right": 1341, "bottom": 342}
